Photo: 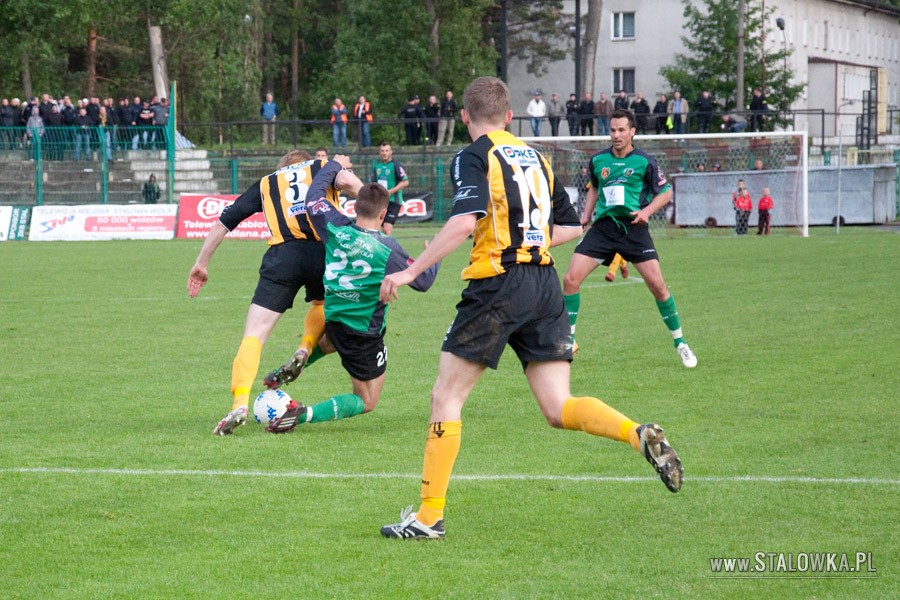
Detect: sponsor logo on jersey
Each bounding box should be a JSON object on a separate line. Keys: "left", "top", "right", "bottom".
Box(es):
{"left": 499, "top": 145, "right": 540, "bottom": 167}
{"left": 308, "top": 198, "right": 330, "bottom": 214}
{"left": 624, "top": 168, "right": 634, "bottom": 177}
{"left": 601, "top": 167, "right": 610, "bottom": 179}
{"left": 287, "top": 201, "right": 307, "bottom": 217}
{"left": 524, "top": 229, "right": 546, "bottom": 247}
{"left": 333, "top": 289, "right": 361, "bottom": 302}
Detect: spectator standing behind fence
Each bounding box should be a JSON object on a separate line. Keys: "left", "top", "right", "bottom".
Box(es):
{"left": 437, "top": 90, "right": 457, "bottom": 145}
{"left": 732, "top": 179, "right": 752, "bottom": 235}
{"left": 424, "top": 95, "right": 440, "bottom": 144}
{"left": 653, "top": 94, "right": 668, "bottom": 134}
{"left": 25, "top": 106, "right": 44, "bottom": 157}
{"left": 97, "top": 105, "right": 112, "bottom": 160}
{"left": 594, "top": 92, "right": 613, "bottom": 135}
{"left": 0, "top": 99, "right": 17, "bottom": 149}
{"left": 73, "top": 106, "right": 91, "bottom": 160}
{"left": 134, "top": 100, "right": 155, "bottom": 150}
{"left": 578, "top": 92, "right": 594, "bottom": 136}
{"left": 565, "top": 93, "right": 579, "bottom": 136}
{"left": 546, "top": 92, "right": 563, "bottom": 137}
{"left": 353, "top": 96, "right": 373, "bottom": 148}
{"left": 526, "top": 90, "right": 546, "bottom": 137}
{"left": 143, "top": 174, "right": 161, "bottom": 204}
{"left": 261, "top": 93, "right": 278, "bottom": 145}
{"left": 757, "top": 187, "right": 773, "bottom": 235}
{"left": 667, "top": 91, "right": 689, "bottom": 135}
{"left": 749, "top": 88, "right": 767, "bottom": 131}
{"left": 613, "top": 89, "right": 629, "bottom": 111}
{"left": 695, "top": 90, "right": 714, "bottom": 133}
{"left": 152, "top": 97, "right": 169, "bottom": 149}
{"left": 721, "top": 113, "right": 748, "bottom": 132}
{"left": 331, "top": 98, "right": 348, "bottom": 148}
{"left": 630, "top": 92, "right": 650, "bottom": 135}
{"left": 399, "top": 95, "right": 423, "bottom": 145}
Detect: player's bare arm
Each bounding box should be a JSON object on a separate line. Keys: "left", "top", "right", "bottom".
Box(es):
{"left": 550, "top": 224, "right": 583, "bottom": 247}
{"left": 380, "top": 213, "right": 476, "bottom": 303}
{"left": 582, "top": 187, "right": 599, "bottom": 226}
{"left": 187, "top": 221, "right": 229, "bottom": 298}
{"left": 630, "top": 188, "right": 673, "bottom": 225}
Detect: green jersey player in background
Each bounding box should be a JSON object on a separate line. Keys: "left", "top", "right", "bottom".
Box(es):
{"left": 371, "top": 141, "right": 409, "bottom": 235}
{"left": 266, "top": 155, "right": 440, "bottom": 433}
{"left": 562, "top": 108, "right": 697, "bottom": 368}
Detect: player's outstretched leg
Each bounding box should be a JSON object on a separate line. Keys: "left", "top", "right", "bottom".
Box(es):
{"left": 264, "top": 348, "right": 309, "bottom": 389}
{"left": 637, "top": 423, "right": 683, "bottom": 493}
{"left": 381, "top": 505, "right": 445, "bottom": 540}
{"left": 212, "top": 406, "right": 248, "bottom": 436}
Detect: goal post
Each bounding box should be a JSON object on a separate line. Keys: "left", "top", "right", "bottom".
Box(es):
{"left": 522, "top": 131, "right": 810, "bottom": 237}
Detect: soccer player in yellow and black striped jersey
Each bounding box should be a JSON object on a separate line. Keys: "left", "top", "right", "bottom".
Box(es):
{"left": 378, "top": 76, "right": 684, "bottom": 540}
{"left": 187, "top": 149, "right": 358, "bottom": 435}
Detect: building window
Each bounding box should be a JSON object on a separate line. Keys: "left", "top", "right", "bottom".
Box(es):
{"left": 612, "top": 12, "right": 635, "bottom": 40}
{"left": 613, "top": 68, "right": 635, "bottom": 94}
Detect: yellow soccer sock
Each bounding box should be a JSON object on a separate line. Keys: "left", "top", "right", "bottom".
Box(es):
{"left": 561, "top": 396, "right": 641, "bottom": 451}
{"left": 299, "top": 302, "right": 325, "bottom": 355}
{"left": 417, "top": 421, "right": 462, "bottom": 526}
{"left": 230, "top": 336, "right": 262, "bottom": 410}
{"left": 608, "top": 253, "right": 624, "bottom": 278}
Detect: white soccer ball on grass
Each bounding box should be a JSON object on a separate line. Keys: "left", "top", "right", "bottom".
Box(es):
{"left": 253, "top": 389, "right": 294, "bottom": 426}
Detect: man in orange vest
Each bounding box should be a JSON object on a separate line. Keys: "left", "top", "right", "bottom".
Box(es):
{"left": 353, "top": 96, "right": 373, "bottom": 148}
{"left": 331, "top": 98, "right": 348, "bottom": 148}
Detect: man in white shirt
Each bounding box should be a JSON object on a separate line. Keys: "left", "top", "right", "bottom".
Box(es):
{"left": 526, "top": 90, "right": 547, "bottom": 137}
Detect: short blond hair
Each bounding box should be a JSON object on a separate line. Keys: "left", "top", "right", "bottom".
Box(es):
{"left": 463, "top": 76, "right": 509, "bottom": 126}
{"left": 277, "top": 149, "right": 311, "bottom": 169}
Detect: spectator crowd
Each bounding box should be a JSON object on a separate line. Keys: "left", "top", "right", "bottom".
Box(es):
{"left": 0, "top": 92, "right": 170, "bottom": 160}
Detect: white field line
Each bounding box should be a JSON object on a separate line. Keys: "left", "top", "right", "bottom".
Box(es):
{"left": 1, "top": 467, "right": 897, "bottom": 486}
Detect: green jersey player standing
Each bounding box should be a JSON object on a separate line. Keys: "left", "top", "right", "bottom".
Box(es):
{"left": 265, "top": 155, "right": 440, "bottom": 433}
{"left": 371, "top": 141, "right": 409, "bottom": 235}
{"left": 562, "top": 108, "right": 697, "bottom": 368}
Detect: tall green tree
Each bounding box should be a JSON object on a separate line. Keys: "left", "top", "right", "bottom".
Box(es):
{"left": 659, "top": 0, "right": 804, "bottom": 111}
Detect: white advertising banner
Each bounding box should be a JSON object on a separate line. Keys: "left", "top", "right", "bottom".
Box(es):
{"left": 29, "top": 204, "right": 178, "bottom": 241}
{"left": 0, "top": 206, "right": 11, "bottom": 241}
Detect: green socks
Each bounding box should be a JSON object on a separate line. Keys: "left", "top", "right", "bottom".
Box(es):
{"left": 305, "top": 393, "right": 365, "bottom": 424}
{"left": 563, "top": 292, "right": 580, "bottom": 338}
{"left": 656, "top": 295, "right": 685, "bottom": 346}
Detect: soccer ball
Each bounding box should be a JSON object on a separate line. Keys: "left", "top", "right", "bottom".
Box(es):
{"left": 253, "top": 389, "right": 294, "bottom": 426}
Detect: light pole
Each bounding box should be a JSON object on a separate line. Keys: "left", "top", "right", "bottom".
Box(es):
{"left": 776, "top": 18, "right": 787, "bottom": 112}
{"left": 836, "top": 100, "right": 856, "bottom": 235}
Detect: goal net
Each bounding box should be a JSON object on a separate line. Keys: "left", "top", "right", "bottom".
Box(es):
{"left": 523, "top": 131, "right": 809, "bottom": 237}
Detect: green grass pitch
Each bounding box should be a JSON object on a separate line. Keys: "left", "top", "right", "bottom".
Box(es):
{"left": 1, "top": 225, "right": 897, "bottom": 599}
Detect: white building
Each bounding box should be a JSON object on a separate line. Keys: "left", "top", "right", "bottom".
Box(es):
{"left": 507, "top": 0, "right": 900, "bottom": 139}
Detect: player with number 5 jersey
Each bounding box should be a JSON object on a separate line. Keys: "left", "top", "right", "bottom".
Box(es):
{"left": 261, "top": 156, "right": 440, "bottom": 433}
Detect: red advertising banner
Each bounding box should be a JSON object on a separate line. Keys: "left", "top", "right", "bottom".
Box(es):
{"left": 176, "top": 194, "right": 270, "bottom": 240}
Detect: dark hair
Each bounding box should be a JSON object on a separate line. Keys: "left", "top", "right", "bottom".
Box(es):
{"left": 610, "top": 108, "right": 635, "bottom": 128}
{"left": 356, "top": 183, "right": 390, "bottom": 218}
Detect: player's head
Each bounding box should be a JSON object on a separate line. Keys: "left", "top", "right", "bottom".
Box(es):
{"left": 609, "top": 109, "right": 636, "bottom": 153}
{"left": 314, "top": 147, "right": 328, "bottom": 161}
{"left": 278, "top": 149, "right": 311, "bottom": 169}
{"left": 461, "top": 76, "right": 511, "bottom": 129}
{"left": 355, "top": 182, "right": 390, "bottom": 220}
{"left": 379, "top": 141, "right": 393, "bottom": 161}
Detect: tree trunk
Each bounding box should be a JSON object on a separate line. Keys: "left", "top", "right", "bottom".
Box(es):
{"left": 424, "top": 0, "right": 440, "bottom": 76}
{"left": 737, "top": 0, "right": 745, "bottom": 109}
{"left": 291, "top": 0, "right": 299, "bottom": 117}
{"left": 581, "top": 0, "right": 602, "bottom": 97}
{"left": 21, "top": 51, "right": 33, "bottom": 100}
{"left": 86, "top": 24, "right": 98, "bottom": 98}
{"left": 149, "top": 25, "right": 170, "bottom": 101}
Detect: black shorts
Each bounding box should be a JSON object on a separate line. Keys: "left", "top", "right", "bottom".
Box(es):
{"left": 441, "top": 264, "right": 572, "bottom": 370}
{"left": 325, "top": 320, "right": 387, "bottom": 381}
{"left": 251, "top": 239, "right": 325, "bottom": 313}
{"left": 574, "top": 216, "right": 658, "bottom": 265}
{"left": 383, "top": 201, "right": 401, "bottom": 225}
